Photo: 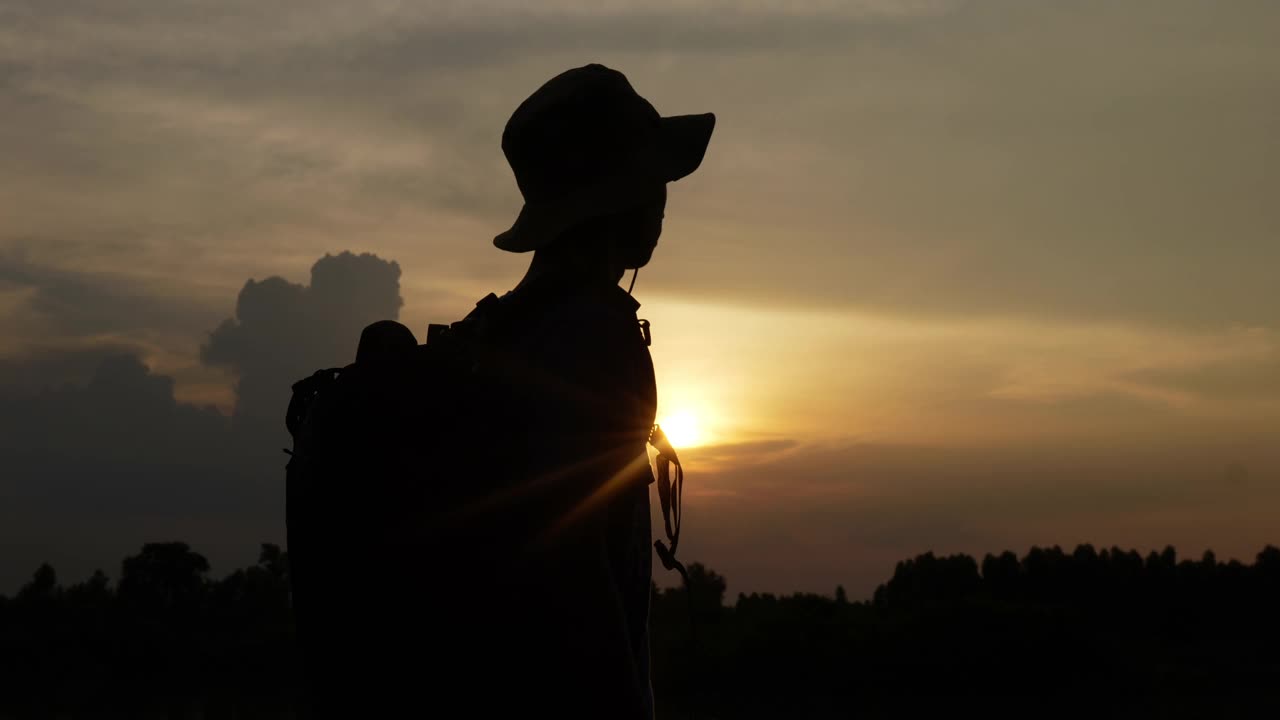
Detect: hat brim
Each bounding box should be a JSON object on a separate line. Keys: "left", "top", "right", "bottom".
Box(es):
{"left": 494, "top": 112, "right": 716, "bottom": 253}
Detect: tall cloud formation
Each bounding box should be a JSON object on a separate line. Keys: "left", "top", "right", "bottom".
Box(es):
{"left": 202, "top": 251, "right": 403, "bottom": 424}
{"left": 0, "top": 252, "right": 404, "bottom": 592}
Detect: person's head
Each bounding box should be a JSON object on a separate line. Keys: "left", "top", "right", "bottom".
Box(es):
{"left": 493, "top": 64, "right": 713, "bottom": 272}
{"left": 534, "top": 183, "right": 667, "bottom": 279}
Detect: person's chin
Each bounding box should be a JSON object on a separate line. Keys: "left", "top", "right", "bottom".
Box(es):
{"left": 626, "top": 250, "right": 655, "bottom": 270}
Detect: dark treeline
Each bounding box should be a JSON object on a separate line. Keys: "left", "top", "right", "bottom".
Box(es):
{"left": 657, "top": 546, "right": 1280, "bottom": 718}
{"left": 4, "top": 543, "right": 1279, "bottom": 718}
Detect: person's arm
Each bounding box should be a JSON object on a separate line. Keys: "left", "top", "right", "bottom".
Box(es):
{"left": 524, "top": 305, "right": 654, "bottom": 715}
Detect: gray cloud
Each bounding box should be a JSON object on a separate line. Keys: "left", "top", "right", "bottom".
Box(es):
{"left": 674, "top": 438, "right": 1280, "bottom": 598}
{"left": 1126, "top": 357, "right": 1280, "bottom": 402}
{"left": 6, "top": 0, "right": 1278, "bottom": 330}
{"left": 0, "top": 246, "right": 225, "bottom": 343}
{"left": 0, "top": 251, "right": 406, "bottom": 592}
{"left": 201, "top": 251, "right": 403, "bottom": 424}
{"left": 0, "top": 341, "right": 152, "bottom": 391}
{"left": 1, "top": 1, "right": 949, "bottom": 69}
{"left": 0, "top": 351, "right": 243, "bottom": 592}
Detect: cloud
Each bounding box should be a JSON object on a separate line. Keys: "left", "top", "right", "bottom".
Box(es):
{"left": 671, "top": 437, "right": 1280, "bottom": 598}
{"left": 683, "top": 438, "right": 798, "bottom": 467}
{"left": 0, "top": 350, "right": 243, "bottom": 592}
{"left": 7, "top": 0, "right": 1278, "bottom": 330}
{"left": 0, "top": 251, "right": 406, "bottom": 592}
{"left": 1125, "top": 356, "right": 1280, "bottom": 402}
{"left": 201, "top": 251, "right": 403, "bottom": 423}
{"left": 0, "top": 247, "right": 227, "bottom": 346}
{"left": 1, "top": 1, "right": 952, "bottom": 69}
{"left": 0, "top": 342, "right": 145, "bottom": 392}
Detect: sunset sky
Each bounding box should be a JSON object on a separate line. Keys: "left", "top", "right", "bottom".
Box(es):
{"left": 2, "top": 0, "right": 1278, "bottom": 598}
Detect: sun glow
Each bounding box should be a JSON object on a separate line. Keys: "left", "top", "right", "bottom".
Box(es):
{"left": 658, "top": 410, "right": 704, "bottom": 449}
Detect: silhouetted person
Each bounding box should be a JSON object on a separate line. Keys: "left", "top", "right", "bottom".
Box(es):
{"left": 456, "top": 63, "right": 715, "bottom": 719}
{"left": 288, "top": 64, "right": 713, "bottom": 719}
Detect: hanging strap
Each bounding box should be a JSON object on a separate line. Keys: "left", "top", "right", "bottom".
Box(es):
{"left": 649, "top": 424, "right": 688, "bottom": 588}
{"left": 650, "top": 423, "right": 698, "bottom": 655}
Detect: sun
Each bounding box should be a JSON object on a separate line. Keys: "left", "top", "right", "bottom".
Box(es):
{"left": 658, "top": 410, "right": 704, "bottom": 448}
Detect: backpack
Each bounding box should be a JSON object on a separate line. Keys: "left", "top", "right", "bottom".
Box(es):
{"left": 283, "top": 294, "right": 688, "bottom": 651}
{"left": 283, "top": 291, "right": 690, "bottom": 713}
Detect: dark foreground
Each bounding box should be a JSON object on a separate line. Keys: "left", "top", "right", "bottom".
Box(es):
{"left": 3, "top": 543, "right": 1279, "bottom": 718}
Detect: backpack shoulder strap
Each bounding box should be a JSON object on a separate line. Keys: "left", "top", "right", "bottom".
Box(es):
{"left": 425, "top": 293, "right": 502, "bottom": 345}
{"left": 427, "top": 289, "right": 556, "bottom": 348}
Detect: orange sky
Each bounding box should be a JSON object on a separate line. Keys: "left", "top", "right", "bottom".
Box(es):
{"left": 2, "top": 0, "right": 1278, "bottom": 596}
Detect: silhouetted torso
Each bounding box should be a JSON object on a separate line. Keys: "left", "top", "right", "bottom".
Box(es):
{"left": 317, "top": 272, "right": 658, "bottom": 718}
{"left": 474, "top": 271, "right": 657, "bottom": 718}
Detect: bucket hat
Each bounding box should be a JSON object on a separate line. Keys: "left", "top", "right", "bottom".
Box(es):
{"left": 494, "top": 64, "right": 715, "bottom": 252}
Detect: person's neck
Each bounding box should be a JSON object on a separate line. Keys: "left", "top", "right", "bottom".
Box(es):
{"left": 516, "top": 241, "right": 625, "bottom": 293}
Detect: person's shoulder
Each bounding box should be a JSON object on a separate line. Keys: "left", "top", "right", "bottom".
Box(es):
{"left": 513, "top": 281, "right": 634, "bottom": 330}
{"left": 565, "top": 285, "right": 641, "bottom": 326}
{"left": 527, "top": 284, "right": 647, "bottom": 366}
